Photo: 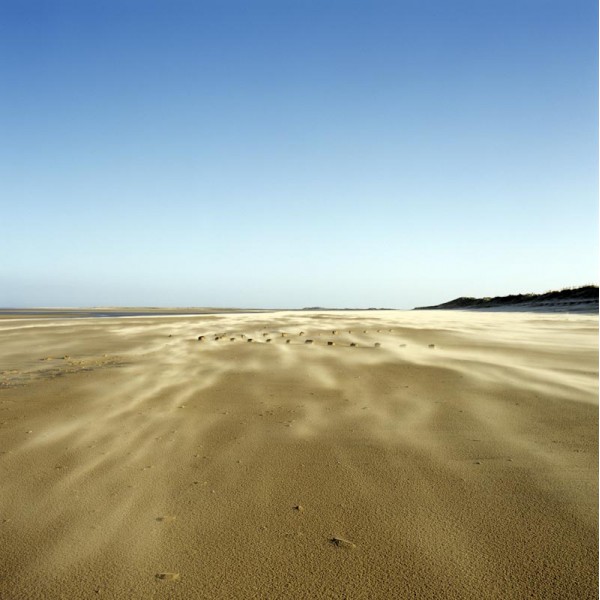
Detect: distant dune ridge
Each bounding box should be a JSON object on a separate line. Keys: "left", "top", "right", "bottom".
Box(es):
{"left": 415, "top": 284, "right": 599, "bottom": 312}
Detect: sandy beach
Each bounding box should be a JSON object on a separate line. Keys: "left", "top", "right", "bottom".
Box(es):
{"left": 0, "top": 310, "right": 597, "bottom": 599}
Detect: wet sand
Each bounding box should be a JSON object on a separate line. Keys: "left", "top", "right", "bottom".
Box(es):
{"left": 0, "top": 310, "right": 597, "bottom": 599}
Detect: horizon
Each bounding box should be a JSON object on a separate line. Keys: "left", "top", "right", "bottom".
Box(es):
{"left": 2, "top": 0, "right": 598, "bottom": 308}
{"left": 1, "top": 282, "right": 597, "bottom": 311}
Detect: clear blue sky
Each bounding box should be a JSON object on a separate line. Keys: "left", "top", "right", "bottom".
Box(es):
{"left": 1, "top": 0, "right": 597, "bottom": 308}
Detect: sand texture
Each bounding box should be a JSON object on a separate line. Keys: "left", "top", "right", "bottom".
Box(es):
{"left": 0, "top": 311, "right": 597, "bottom": 599}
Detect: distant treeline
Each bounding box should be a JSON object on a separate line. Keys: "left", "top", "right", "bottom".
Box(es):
{"left": 415, "top": 285, "right": 599, "bottom": 310}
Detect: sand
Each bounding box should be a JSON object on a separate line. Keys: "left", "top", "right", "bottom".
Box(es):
{"left": 0, "top": 310, "right": 597, "bottom": 599}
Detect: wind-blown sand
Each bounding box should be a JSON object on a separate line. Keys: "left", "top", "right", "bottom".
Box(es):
{"left": 0, "top": 310, "right": 597, "bottom": 599}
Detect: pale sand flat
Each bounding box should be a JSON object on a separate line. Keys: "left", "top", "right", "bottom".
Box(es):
{"left": 0, "top": 310, "right": 596, "bottom": 599}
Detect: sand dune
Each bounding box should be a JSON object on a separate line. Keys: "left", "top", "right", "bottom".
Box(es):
{"left": 0, "top": 310, "right": 597, "bottom": 599}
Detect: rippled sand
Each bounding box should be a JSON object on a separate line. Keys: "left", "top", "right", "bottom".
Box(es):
{"left": 0, "top": 311, "right": 597, "bottom": 599}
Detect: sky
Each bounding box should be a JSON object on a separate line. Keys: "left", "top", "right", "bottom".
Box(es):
{"left": 1, "top": 0, "right": 597, "bottom": 308}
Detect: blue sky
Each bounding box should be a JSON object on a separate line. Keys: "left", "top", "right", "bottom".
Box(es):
{"left": 1, "top": 0, "right": 597, "bottom": 308}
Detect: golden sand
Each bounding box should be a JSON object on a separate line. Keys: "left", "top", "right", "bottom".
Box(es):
{"left": 0, "top": 310, "right": 597, "bottom": 599}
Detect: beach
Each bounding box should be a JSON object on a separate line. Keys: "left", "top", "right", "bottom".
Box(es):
{"left": 0, "top": 310, "right": 597, "bottom": 599}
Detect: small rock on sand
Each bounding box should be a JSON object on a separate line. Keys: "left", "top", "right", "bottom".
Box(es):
{"left": 327, "top": 341, "right": 335, "bottom": 346}
{"left": 305, "top": 339, "right": 314, "bottom": 344}
{"left": 156, "top": 572, "right": 180, "bottom": 581}
{"left": 331, "top": 536, "right": 356, "bottom": 549}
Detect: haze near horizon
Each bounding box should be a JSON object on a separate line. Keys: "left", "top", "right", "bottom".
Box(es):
{"left": 2, "top": 0, "right": 597, "bottom": 308}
